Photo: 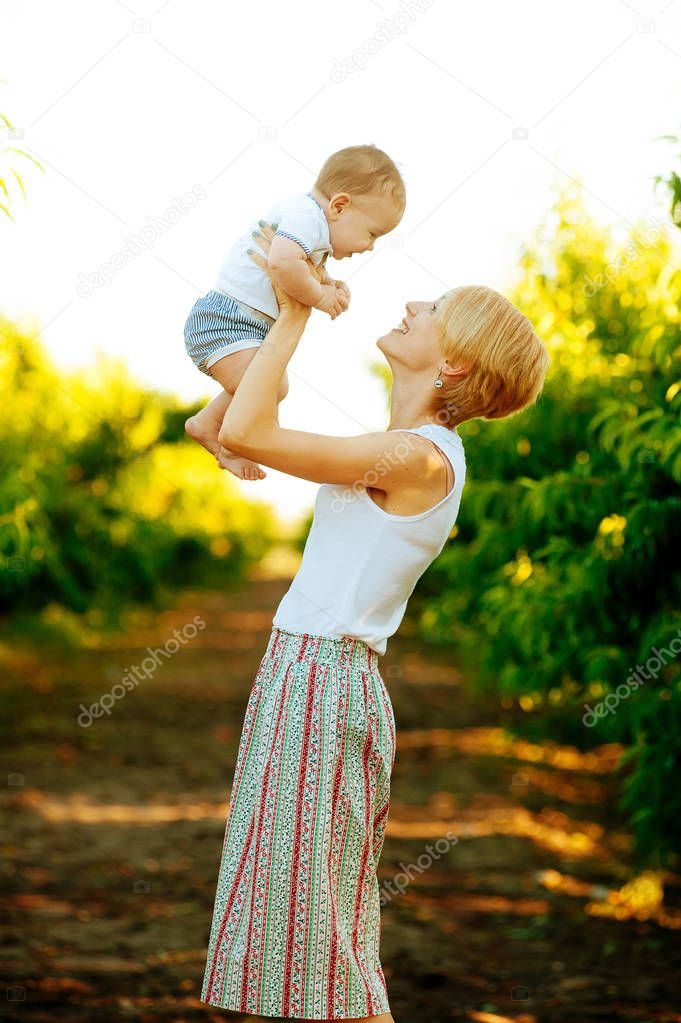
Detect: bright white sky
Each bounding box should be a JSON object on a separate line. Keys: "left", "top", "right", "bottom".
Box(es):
{"left": 2, "top": 0, "right": 681, "bottom": 521}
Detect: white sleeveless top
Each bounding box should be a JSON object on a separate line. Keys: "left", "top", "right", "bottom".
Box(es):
{"left": 272, "top": 423, "right": 467, "bottom": 655}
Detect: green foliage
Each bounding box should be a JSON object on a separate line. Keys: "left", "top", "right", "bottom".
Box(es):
{"left": 411, "top": 186, "right": 681, "bottom": 868}
{"left": 0, "top": 319, "right": 277, "bottom": 619}
{"left": 0, "top": 108, "right": 44, "bottom": 221}
{"left": 654, "top": 131, "right": 681, "bottom": 230}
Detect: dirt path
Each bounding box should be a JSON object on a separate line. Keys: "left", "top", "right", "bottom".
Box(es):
{"left": 2, "top": 574, "right": 680, "bottom": 1023}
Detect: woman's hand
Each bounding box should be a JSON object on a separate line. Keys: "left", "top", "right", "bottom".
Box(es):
{"left": 248, "top": 222, "right": 323, "bottom": 321}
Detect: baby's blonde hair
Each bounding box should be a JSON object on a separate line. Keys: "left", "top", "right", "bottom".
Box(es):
{"left": 429, "top": 285, "right": 550, "bottom": 426}
{"left": 315, "top": 145, "right": 406, "bottom": 213}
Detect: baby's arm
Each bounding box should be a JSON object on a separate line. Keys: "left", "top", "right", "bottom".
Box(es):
{"left": 319, "top": 266, "right": 351, "bottom": 306}
{"left": 268, "top": 235, "right": 322, "bottom": 304}
{"left": 323, "top": 270, "right": 351, "bottom": 304}
{"left": 267, "top": 236, "right": 346, "bottom": 319}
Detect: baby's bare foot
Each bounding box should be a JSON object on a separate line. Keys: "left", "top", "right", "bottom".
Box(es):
{"left": 184, "top": 412, "right": 220, "bottom": 458}
{"left": 217, "top": 447, "right": 266, "bottom": 480}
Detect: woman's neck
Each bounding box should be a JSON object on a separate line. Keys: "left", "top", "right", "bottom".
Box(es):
{"left": 384, "top": 382, "right": 458, "bottom": 433}
{"left": 386, "top": 393, "right": 443, "bottom": 432}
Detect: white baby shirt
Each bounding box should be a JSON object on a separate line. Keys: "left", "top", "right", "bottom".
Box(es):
{"left": 214, "top": 192, "right": 333, "bottom": 320}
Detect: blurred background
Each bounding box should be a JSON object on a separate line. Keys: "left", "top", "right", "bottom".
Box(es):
{"left": 2, "top": 1, "right": 681, "bottom": 1020}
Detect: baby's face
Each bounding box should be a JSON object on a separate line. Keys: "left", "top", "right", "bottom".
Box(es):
{"left": 327, "top": 192, "right": 402, "bottom": 259}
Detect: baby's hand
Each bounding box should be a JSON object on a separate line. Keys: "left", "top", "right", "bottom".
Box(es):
{"left": 334, "top": 280, "right": 351, "bottom": 306}
{"left": 314, "top": 283, "right": 346, "bottom": 320}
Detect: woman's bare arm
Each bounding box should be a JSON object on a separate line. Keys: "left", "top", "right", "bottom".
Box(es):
{"left": 225, "top": 419, "right": 444, "bottom": 491}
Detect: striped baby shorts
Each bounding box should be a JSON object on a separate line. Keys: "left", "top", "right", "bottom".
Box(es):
{"left": 184, "top": 289, "right": 276, "bottom": 376}
{"left": 201, "top": 625, "right": 397, "bottom": 1020}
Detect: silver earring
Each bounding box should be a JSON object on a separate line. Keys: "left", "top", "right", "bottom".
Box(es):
{"left": 434, "top": 372, "right": 443, "bottom": 388}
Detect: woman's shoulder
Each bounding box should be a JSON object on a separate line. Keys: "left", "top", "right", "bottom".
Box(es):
{"left": 400, "top": 424, "right": 467, "bottom": 498}
{"left": 358, "top": 424, "right": 465, "bottom": 518}
{"left": 390, "top": 423, "right": 466, "bottom": 460}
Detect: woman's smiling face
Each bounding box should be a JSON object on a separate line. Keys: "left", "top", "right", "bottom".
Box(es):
{"left": 377, "top": 298, "right": 444, "bottom": 371}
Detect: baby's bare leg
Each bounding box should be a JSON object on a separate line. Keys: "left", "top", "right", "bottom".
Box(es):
{"left": 185, "top": 345, "right": 288, "bottom": 481}
{"left": 185, "top": 389, "right": 231, "bottom": 458}
{"left": 212, "top": 356, "right": 286, "bottom": 478}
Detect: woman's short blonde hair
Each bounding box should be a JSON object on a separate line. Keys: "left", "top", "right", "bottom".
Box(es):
{"left": 430, "top": 285, "right": 550, "bottom": 426}
{"left": 315, "top": 144, "right": 406, "bottom": 213}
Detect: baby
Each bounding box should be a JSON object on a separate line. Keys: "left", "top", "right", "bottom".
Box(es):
{"left": 184, "top": 144, "right": 406, "bottom": 480}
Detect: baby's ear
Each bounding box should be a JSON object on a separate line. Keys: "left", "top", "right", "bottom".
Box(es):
{"left": 328, "top": 192, "right": 352, "bottom": 218}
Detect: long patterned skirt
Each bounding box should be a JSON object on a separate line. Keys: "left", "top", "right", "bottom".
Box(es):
{"left": 200, "top": 626, "right": 396, "bottom": 1020}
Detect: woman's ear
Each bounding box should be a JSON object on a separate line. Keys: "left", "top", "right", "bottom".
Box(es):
{"left": 442, "top": 359, "right": 469, "bottom": 381}
{"left": 327, "top": 192, "right": 351, "bottom": 219}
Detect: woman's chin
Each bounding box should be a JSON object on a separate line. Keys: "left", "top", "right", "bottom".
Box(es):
{"left": 376, "top": 329, "right": 401, "bottom": 355}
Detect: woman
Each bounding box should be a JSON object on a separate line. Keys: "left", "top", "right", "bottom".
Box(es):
{"left": 200, "top": 224, "right": 550, "bottom": 1022}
